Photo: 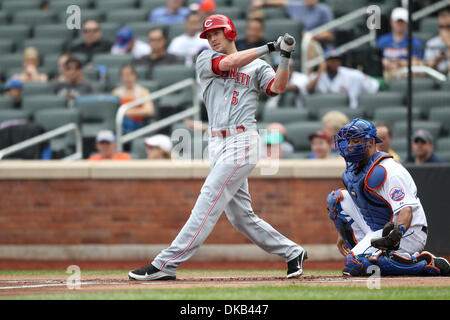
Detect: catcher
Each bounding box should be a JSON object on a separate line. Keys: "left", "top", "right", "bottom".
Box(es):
{"left": 327, "top": 118, "right": 450, "bottom": 276}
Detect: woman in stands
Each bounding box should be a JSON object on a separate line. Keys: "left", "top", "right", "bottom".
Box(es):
{"left": 12, "top": 47, "right": 48, "bottom": 83}
{"left": 112, "top": 64, "right": 155, "bottom": 134}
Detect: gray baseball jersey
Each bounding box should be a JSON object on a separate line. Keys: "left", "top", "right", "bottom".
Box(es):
{"left": 151, "top": 48, "right": 304, "bottom": 276}
{"left": 196, "top": 49, "right": 276, "bottom": 130}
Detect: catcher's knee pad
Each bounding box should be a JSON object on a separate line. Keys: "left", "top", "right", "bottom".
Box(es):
{"left": 374, "top": 252, "right": 437, "bottom": 276}
{"left": 344, "top": 252, "right": 375, "bottom": 276}
{"left": 327, "top": 189, "right": 357, "bottom": 249}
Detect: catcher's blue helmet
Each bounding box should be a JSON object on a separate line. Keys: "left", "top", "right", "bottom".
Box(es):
{"left": 335, "top": 118, "right": 382, "bottom": 168}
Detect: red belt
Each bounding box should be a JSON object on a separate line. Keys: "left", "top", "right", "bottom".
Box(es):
{"left": 211, "top": 126, "right": 245, "bottom": 137}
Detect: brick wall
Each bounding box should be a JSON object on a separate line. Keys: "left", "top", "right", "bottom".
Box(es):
{"left": 0, "top": 178, "right": 342, "bottom": 245}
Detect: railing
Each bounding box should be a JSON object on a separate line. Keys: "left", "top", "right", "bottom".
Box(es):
{"left": 0, "top": 123, "right": 83, "bottom": 161}
{"left": 397, "top": 65, "right": 448, "bottom": 82}
{"left": 116, "top": 78, "right": 200, "bottom": 152}
{"left": 301, "top": 0, "right": 450, "bottom": 74}
{"left": 301, "top": 6, "right": 375, "bottom": 73}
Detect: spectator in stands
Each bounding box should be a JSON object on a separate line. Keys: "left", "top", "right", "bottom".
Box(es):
{"left": 266, "top": 59, "right": 309, "bottom": 108}
{"left": 375, "top": 122, "right": 401, "bottom": 161}
{"left": 88, "top": 130, "right": 131, "bottom": 161}
{"left": 321, "top": 110, "right": 349, "bottom": 138}
{"left": 3, "top": 78, "right": 23, "bottom": 109}
{"left": 265, "top": 122, "right": 294, "bottom": 156}
{"left": 235, "top": 18, "right": 267, "bottom": 51}
{"left": 306, "top": 47, "right": 379, "bottom": 108}
{"left": 321, "top": 110, "right": 348, "bottom": 155}
{"left": 111, "top": 27, "right": 152, "bottom": 60}
{"left": 189, "top": 0, "right": 217, "bottom": 21}
{"left": 424, "top": 7, "right": 450, "bottom": 75}
{"left": 376, "top": 7, "right": 424, "bottom": 82}
{"left": 54, "top": 57, "right": 94, "bottom": 101}
{"left": 12, "top": 47, "right": 48, "bottom": 83}
{"left": 144, "top": 134, "right": 173, "bottom": 159}
{"left": 51, "top": 52, "right": 71, "bottom": 83}
{"left": 68, "top": 19, "right": 113, "bottom": 63}
{"left": 412, "top": 129, "right": 443, "bottom": 164}
{"left": 112, "top": 64, "right": 155, "bottom": 135}
{"left": 135, "top": 27, "right": 181, "bottom": 79}
{"left": 149, "top": 0, "right": 190, "bottom": 25}
{"left": 168, "top": 12, "right": 210, "bottom": 67}
{"left": 308, "top": 129, "right": 333, "bottom": 159}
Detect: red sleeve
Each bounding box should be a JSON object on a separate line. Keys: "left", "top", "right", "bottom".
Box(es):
{"left": 212, "top": 56, "right": 227, "bottom": 75}
{"left": 266, "top": 78, "right": 277, "bottom": 96}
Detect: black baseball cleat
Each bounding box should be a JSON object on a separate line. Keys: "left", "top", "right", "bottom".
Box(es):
{"left": 128, "top": 263, "right": 176, "bottom": 281}
{"left": 342, "top": 267, "right": 351, "bottom": 276}
{"left": 433, "top": 256, "right": 450, "bottom": 276}
{"left": 287, "top": 249, "right": 308, "bottom": 279}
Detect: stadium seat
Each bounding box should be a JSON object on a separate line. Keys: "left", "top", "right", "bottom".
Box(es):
{"left": 412, "top": 32, "right": 433, "bottom": 45}
{"left": 22, "top": 38, "right": 66, "bottom": 56}
{"left": 0, "top": 39, "right": 14, "bottom": 54}
{"left": 34, "top": 24, "right": 76, "bottom": 42}
{"left": 95, "top": 0, "right": 136, "bottom": 10}
{"left": 83, "top": 66, "right": 99, "bottom": 82}
{"left": 0, "top": 109, "right": 30, "bottom": 123}
{"left": 419, "top": 17, "right": 439, "bottom": 34}
{"left": 261, "top": 108, "right": 309, "bottom": 124}
{"left": 73, "top": 94, "right": 120, "bottom": 138}
{"left": 91, "top": 54, "right": 133, "bottom": 69}
{"left": 393, "top": 121, "right": 443, "bottom": 141}
{"left": 359, "top": 92, "right": 405, "bottom": 117}
{"left": 105, "top": 10, "right": 148, "bottom": 25}
{"left": 0, "top": 54, "right": 24, "bottom": 74}
{"left": 106, "top": 65, "right": 149, "bottom": 91}
{"left": 230, "top": 0, "right": 252, "bottom": 10}
{"left": 317, "top": 107, "right": 364, "bottom": 121}
{"left": 22, "top": 94, "right": 67, "bottom": 116}
{"left": 284, "top": 121, "right": 323, "bottom": 151}
{"left": 413, "top": 91, "right": 450, "bottom": 117}
{"left": 140, "top": 0, "right": 167, "bottom": 13}
{"left": 0, "top": 11, "right": 8, "bottom": 26}
{"left": 372, "top": 106, "right": 421, "bottom": 127}
{"left": 168, "top": 23, "right": 186, "bottom": 41}
{"left": 325, "top": 0, "right": 368, "bottom": 17}
{"left": 388, "top": 78, "right": 437, "bottom": 92}
{"left": 2, "top": 0, "right": 41, "bottom": 12}
{"left": 22, "top": 82, "right": 54, "bottom": 96}
{"left": 0, "top": 96, "right": 14, "bottom": 110}
{"left": 130, "top": 136, "right": 147, "bottom": 159}
{"left": 33, "top": 108, "right": 82, "bottom": 157}
{"left": 57, "top": 9, "right": 104, "bottom": 24}
{"left": 435, "top": 151, "right": 450, "bottom": 163}
{"left": 282, "top": 151, "right": 310, "bottom": 159}
{"left": 440, "top": 79, "right": 450, "bottom": 91}
{"left": 232, "top": 19, "right": 247, "bottom": 40}
{"left": 48, "top": 0, "right": 90, "bottom": 12}
{"left": 12, "top": 10, "right": 56, "bottom": 26}
{"left": 99, "top": 22, "right": 121, "bottom": 41}
{"left": 215, "top": 7, "right": 244, "bottom": 20}
{"left": 126, "top": 22, "right": 164, "bottom": 40}
{"left": 391, "top": 137, "right": 408, "bottom": 152}
{"left": 0, "top": 25, "right": 31, "bottom": 48}
{"left": 436, "top": 137, "right": 450, "bottom": 153}
{"left": 304, "top": 93, "right": 349, "bottom": 119}
{"left": 260, "top": 7, "right": 288, "bottom": 19}
{"left": 429, "top": 107, "right": 450, "bottom": 136}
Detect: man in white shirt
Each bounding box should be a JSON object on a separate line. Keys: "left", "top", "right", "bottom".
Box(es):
{"left": 306, "top": 47, "right": 379, "bottom": 108}
{"left": 167, "top": 12, "right": 210, "bottom": 66}
{"left": 111, "top": 27, "right": 151, "bottom": 59}
{"left": 424, "top": 7, "right": 450, "bottom": 75}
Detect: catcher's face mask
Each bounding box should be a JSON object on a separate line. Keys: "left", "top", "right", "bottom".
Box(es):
{"left": 335, "top": 118, "right": 382, "bottom": 169}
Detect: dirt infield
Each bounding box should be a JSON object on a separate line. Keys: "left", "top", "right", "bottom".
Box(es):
{"left": 1, "top": 272, "right": 449, "bottom": 298}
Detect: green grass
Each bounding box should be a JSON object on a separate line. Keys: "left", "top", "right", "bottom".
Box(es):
{"left": 4, "top": 285, "right": 450, "bottom": 300}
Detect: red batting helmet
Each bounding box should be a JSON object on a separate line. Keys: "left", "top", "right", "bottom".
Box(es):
{"left": 199, "top": 14, "right": 237, "bottom": 41}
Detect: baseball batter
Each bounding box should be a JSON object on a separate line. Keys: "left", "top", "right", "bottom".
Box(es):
{"left": 327, "top": 118, "right": 450, "bottom": 276}
{"left": 129, "top": 14, "right": 306, "bottom": 281}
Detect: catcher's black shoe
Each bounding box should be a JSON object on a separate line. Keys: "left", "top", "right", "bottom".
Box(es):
{"left": 128, "top": 263, "right": 176, "bottom": 281}
{"left": 287, "top": 249, "right": 308, "bottom": 279}
{"left": 433, "top": 256, "right": 450, "bottom": 276}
